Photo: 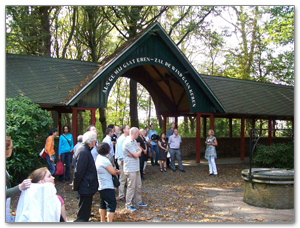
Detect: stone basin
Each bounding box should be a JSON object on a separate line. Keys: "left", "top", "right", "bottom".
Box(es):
{"left": 241, "top": 168, "right": 294, "bottom": 209}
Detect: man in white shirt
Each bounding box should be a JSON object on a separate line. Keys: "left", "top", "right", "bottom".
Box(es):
{"left": 122, "top": 127, "right": 147, "bottom": 211}
{"left": 102, "top": 128, "right": 115, "bottom": 167}
{"left": 168, "top": 129, "right": 186, "bottom": 172}
{"left": 115, "top": 125, "right": 130, "bottom": 201}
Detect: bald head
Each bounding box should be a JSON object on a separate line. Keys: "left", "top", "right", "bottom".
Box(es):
{"left": 130, "top": 127, "right": 139, "bottom": 140}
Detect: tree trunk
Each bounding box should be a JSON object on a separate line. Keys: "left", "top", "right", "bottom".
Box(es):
{"left": 99, "top": 108, "right": 107, "bottom": 134}
{"left": 130, "top": 79, "right": 139, "bottom": 127}
{"left": 184, "top": 116, "right": 189, "bottom": 133}
{"left": 157, "top": 114, "right": 163, "bottom": 129}
{"left": 51, "top": 111, "right": 58, "bottom": 129}
{"left": 77, "top": 110, "right": 83, "bottom": 135}
{"left": 39, "top": 6, "right": 52, "bottom": 57}
{"left": 65, "top": 113, "right": 71, "bottom": 127}
{"left": 147, "top": 94, "right": 151, "bottom": 126}
{"left": 189, "top": 116, "right": 195, "bottom": 132}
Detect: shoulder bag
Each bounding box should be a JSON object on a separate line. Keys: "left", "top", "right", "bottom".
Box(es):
{"left": 112, "top": 175, "right": 120, "bottom": 188}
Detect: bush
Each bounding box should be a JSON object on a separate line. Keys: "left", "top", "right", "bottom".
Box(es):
{"left": 253, "top": 142, "right": 294, "bottom": 169}
{"left": 6, "top": 97, "right": 53, "bottom": 185}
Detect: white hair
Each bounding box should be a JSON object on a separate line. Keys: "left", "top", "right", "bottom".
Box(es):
{"left": 82, "top": 131, "right": 97, "bottom": 145}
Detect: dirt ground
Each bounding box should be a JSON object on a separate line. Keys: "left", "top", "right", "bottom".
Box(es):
{"left": 10, "top": 162, "right": 294, "bottom": 223}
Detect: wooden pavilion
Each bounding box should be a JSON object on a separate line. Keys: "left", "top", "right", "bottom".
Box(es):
{"left": 6, "top": 22, "right": 294, "bottom": 163}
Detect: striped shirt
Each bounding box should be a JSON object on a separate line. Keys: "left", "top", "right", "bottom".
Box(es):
{"left": 122, "top": 137, "right": 140, "bottom": 173}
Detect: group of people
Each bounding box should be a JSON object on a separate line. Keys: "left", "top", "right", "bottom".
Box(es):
{"left": 6, "top": 121, "right": 218, "bottom": 222}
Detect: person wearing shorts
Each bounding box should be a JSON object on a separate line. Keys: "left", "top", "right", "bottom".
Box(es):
{"left": 96, "top": 142, "right": 120, "bottom": 222}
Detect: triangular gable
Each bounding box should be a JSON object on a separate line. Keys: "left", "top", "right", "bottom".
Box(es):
{"left": 66, "top": 22, "right": 225, "bottom": 114}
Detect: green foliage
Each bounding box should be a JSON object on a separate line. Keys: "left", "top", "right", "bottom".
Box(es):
{"left": 253, "top": 142, "right": 294, "bottom": 169}
{"left": 264, "top": 6, "right": 294, "bottom": 46}
{"left": 6, "top": 97, "right": 53, "bottom": 185}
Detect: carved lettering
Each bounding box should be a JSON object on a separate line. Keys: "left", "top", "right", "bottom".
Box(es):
{"left": 101, "top": 56, "right": 196, "bottom": 107}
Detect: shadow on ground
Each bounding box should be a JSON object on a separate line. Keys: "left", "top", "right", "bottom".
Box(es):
{"left": 10, "top": 161, "right": 294, "bottom": 223}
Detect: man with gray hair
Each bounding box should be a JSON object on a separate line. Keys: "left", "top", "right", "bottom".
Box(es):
{"left": 72, "top": 135, "right": 83, "bottom": 168}
{"left": 73, "top": 131, "right": 99, "bottom": 222}
{"left": 122, "top": 127, "right": 147, "bottom": 211}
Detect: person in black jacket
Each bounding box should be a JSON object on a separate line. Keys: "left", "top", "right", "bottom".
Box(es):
{"left": 73, "top": 131, "right": 99, "bottom": 222}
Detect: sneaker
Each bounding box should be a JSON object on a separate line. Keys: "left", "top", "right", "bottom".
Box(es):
{"left": 127, "top": 206, "right": 137, "bottom": 211}
{"left": 138, "top": 202, "right": 147, "bottom": 207}
{"left": 180, "top": 169, "right": 186, "bottom": 172}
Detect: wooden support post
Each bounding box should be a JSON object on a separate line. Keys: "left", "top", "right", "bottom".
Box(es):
{"left": 268, "top": 117, "right": 272, "bottom": 145}
{"left": 229, "top": 117, "right": 232, "bottom": 138}
{"left": 240, "top": 116, "right": 245, "bottom": 161}
{"left": 209, "top": 114, "right": 214, "bottom": 130}
{"left": 175, "top": 116, "right": 178, "bottom": 129}
{"left": 72, "top": 108, "right": 78, "bottom": 145}
{"left": 58, "top": 111, "right": 62, "bottom": 135}
{"left": 163, "top": 115, "right": 167, "bottom": 134}
{"left": 196, "top": 113, "right": 201, "bottom": 163}
{"left": 91, "top": 108, "right": 96, "bottom": 126}
{"left": 203, "top": 117, "right": 207, "bottom": 137}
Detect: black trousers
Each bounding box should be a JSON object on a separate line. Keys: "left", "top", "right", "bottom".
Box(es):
{"left": 74, "top": 195, "right": 93, "bottom": 222}
{"left": 139, "top": 155, "right": 144, "bottom": 179}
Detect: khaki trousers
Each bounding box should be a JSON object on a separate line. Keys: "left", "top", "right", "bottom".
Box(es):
{"left": 117, "top": 161, "right": 127, "bottom": 198}
{"left": 125, "top": 171, "right": 142, "bottom": 208}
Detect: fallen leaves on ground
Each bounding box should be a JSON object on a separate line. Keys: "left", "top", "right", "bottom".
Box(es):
{"left": 9, "top": 164, "right": 283, "bottom": 222}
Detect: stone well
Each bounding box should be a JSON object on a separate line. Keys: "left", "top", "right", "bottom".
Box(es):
{"left": 241, "top": 168, "right": 294, "bottom": 209}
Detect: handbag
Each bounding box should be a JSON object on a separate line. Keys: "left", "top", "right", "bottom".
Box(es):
{"left": 39, "top": 148, "right": 46, "bottom": 159}
{"left": 54, "top": 160, "right": 65, "bottom": 176}
{"left": 39, "top": 138, "right": 47, "bottom": 159}
{"left": 148, "top": 148, "right": 152, "bottom": 158}
{"left": 112, "top": 175, "right": 120, "bottom": 187}
{"left": 167, "top": 151, "right": 171, "bottom": 158}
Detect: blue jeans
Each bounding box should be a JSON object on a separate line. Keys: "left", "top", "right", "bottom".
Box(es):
{"left": 59, "top": 152, "right": 72, "bottom": 181}
{"left": 45, "top": 153, "right": 55, "bottom": 175}
{"left": 150, "top": 144, "right": 159, "bottom": 165}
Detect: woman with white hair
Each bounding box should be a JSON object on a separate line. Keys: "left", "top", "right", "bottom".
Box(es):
{"left": 73, "top": 131, "right": 99, "bottom": 222}
{"left": 205, "top": 129, "right": 218, "bottom": 176}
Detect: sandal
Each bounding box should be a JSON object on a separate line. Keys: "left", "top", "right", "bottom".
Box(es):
{"left": 160, "top": 168, "right": 163, "bottom": 172}
{"left": 164, "top": 168, "right": 167, "bottom": 172}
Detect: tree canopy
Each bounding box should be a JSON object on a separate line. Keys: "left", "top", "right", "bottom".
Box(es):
{"left": 6, "top": 6, "right": 294, "bottom": 134}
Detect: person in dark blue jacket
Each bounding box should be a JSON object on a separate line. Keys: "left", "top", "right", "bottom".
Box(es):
{"left": 73, "top": 131, "right": 99, "bottom": 222}
{"left": 58, "top": 125, "right": 73, "bottom": 182}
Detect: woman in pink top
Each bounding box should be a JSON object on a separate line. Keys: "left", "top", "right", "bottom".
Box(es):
{"left": 28, "top": 167, "right": 67, "bottom": 222}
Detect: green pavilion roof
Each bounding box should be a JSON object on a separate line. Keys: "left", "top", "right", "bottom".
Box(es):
{"left": 6, "top": 53, "right": 99, "bottom": 106}
{"left": 6, "top": 22, "right": 294, "bottom": 119}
